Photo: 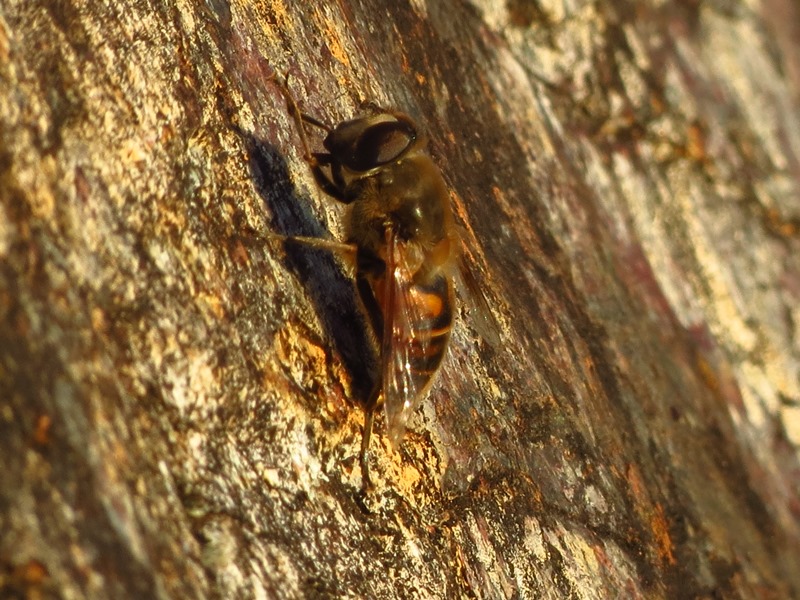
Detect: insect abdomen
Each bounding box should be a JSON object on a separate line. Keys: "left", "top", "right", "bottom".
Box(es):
{"left": 405, "top": 272, "right": 453, "bottom": 384}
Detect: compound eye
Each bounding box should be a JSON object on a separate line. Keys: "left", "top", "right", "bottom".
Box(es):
{"left": 347, "top": 120, "right": 416, "bottom": 171}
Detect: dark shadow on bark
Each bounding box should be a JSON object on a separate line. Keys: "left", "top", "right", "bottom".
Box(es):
{"left": 240, "top": 131, "right": 377, "bottom": 403}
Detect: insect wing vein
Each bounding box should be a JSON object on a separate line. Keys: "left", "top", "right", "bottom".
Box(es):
{"left": 381, "top": 231, "right": 431, "bottom": 447}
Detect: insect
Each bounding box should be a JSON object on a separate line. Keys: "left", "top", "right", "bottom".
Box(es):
{"left": 275, "top": 78, "right": 457, "bottom": 488}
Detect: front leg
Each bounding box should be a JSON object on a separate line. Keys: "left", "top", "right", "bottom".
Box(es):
{"left": 276, "top": 74, "right": 355, "bottom": 205}
{"left": 305, "top": 152, "right": 355, "bottom": 204}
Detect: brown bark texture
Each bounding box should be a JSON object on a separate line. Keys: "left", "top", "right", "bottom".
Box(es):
{"left": 2, "top": 0, "right": 800, "bottom": 598}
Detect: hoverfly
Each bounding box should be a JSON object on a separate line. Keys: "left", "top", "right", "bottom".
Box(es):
{"left": 275, "top": 77, "right": 458, "bottom": 489}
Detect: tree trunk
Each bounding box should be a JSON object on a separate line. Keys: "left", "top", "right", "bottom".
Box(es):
{"left": 2, "top": 1, "right": 799, "bottom": 598}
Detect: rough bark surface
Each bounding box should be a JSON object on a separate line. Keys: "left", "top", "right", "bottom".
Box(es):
{"left": 2, "top": 1, "right": 799, "bottom": 598}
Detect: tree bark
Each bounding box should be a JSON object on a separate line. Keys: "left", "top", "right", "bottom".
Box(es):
{"left": 2, "top": 1, "right": 799, "bottom": 598}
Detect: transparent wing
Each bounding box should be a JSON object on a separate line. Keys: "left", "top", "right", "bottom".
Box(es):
{"left": 381, "top": 230, "right": 440, "bottom": 448}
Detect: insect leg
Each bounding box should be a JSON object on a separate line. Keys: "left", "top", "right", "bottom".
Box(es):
{"left": 304, "top": 153, "right": 354, "bottom": 203}
{"left": 299, "top": 113, "right": 332, "bottom": 132}
{"left": 356, "top": 274, "right": 384, "bottom": 339}
{"left": 360, "top": 383, "right": 380, "bottom": 490}
{"left": 276, "top": 73, "right": 322, "bottom": 163}
{"left": 354, "top": 260, "right": 386, "bottom": 490}
{"left": 267, "top": 232, "right": 358, "bottom": 264}
{"left": 276, "top": 79, "right": 354, "bottom": 204}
